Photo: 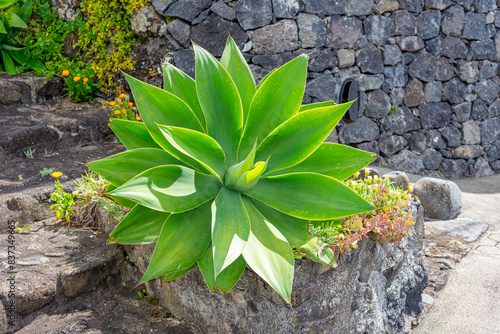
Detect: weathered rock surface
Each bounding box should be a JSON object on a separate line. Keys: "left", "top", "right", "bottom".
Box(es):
{"left": 426, "top": 217, "right": 488, "bottom": 242}
{"left": 252, "top": 20, "right": 298, "bottom": 55}
{"left": 413, "top": 177, "right": 462, "bottom": 220}
{"left": 387, "top": 150, "right": 426, "bottom": 174}
{"left": 341, "top": 117, "right": 380, "bottom": 144}
{"left": 382, "top": 170, "right": 410, "bottom": 190}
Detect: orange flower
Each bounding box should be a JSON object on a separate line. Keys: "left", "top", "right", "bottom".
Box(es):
{"left": 109, "top": 101, "right": 116, "bottom": 106}
{"left": 113, "top": 110, "right": 121, "bottom": 115}
{"left": 128, "top": 102, "right": 133, "bottom": 107}
{"left": 121, "top": 109, "right": 126, "bottom": 114}
{"left": 73, "top": 76, "right": 81, "bottom": 82}
{"left": 83, "top": 77, "right": 89, "bottom": 83}
{"left": 119, "top": 102, "right": 123, "bottom": 105}
{"left": 135, "top": 115, "right": 142, "bottom": 121}
{"left": 51, "top": 171, "right": 63, "bottom": 178}
{"left": 62, "top": 70, "right": 70, "bottom": 77}
{"left": 119, "top": 93, "right": 127, "bottom": 98}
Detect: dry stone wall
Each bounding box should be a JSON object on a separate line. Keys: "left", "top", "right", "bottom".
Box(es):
{"left": 52, "top": 0, "right": 500, "bottom": 179}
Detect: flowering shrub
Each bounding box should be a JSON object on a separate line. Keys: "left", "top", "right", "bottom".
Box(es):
{"left": 62, "top": 65, "right": 100, "bottom": 102}
{"left": 310, "top": 170, "right": 414, "bottom": 255}
{"left": 106, "top": 93, "right": 140, "bottom": 121}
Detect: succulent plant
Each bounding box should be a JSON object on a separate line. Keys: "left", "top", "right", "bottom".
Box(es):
{"left": 89, "top": 37, "right": 376, "bottom": 302}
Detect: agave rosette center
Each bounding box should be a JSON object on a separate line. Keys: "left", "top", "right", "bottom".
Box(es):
{"left": 88, "top": 38, "right": 376, "bottom": 302}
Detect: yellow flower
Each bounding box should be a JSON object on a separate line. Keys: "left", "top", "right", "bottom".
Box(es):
{"left": 128, "top": 102, "right": 133, "bottom": 107}
{"left": 51, "top": 171, "right": 63, "bottom": 178}
{"left": 121, "top": 109, "right": 126, "bottom": 114}
{"left": 119, "top": 93, "right": 127, "bottom": 98}
{"left": 62, "top": 70, "right": 70, "bottom": 76}
{"left": 135, "top": 115, "right": 141, "bottom": 121}
{"left": 73, "top": 76, "right": 81, "bottom": 82}
{"left": 119, "top": 101, "right": 123, "bottom": 105}
{"left": 83, "top": 77, "right": 89, "bottom": 83}
{"left": 114, "top": 110, "right": 121, "bottom": 115}
{"left": 109, "top": 101, "right": 116, "bottom": 106}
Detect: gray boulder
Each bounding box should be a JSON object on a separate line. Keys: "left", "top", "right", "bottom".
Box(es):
{"left": 418, "top": 102, "right": 452, "bottom": 129}
{"left": 382, "top": 170, "right": 410, "bottom": 190}
{"left": 327, "top": 15, "right": 362, "bottom": 49}
{"left": 272, "top": 0, "right": 303, "bottom": 18}
{"left": 304, "top": 0, "right": 345, "bottom": 15}
{"left": 413, "top": 177, "right": 462, "bottom": 220}
{"left": 297, "top": 13, "right": 326, "bottom": 48}
{"left": 416, "top": 10, "right": 441, "bottom": 39}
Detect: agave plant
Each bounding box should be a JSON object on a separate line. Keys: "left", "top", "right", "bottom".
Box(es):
{"left": 89, "top": 37, "right": 376, "bottom": 302}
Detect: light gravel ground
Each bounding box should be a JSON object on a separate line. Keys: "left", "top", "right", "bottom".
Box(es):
{"left": 377, "top": 167, "right": 500, "bottom": 334}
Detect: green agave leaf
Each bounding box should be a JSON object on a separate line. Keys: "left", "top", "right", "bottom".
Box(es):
{"left": 124, "top": 73, "right": 203, "bottom": 133}
{"left": 244, "top": 172, "right": 375, "bottom": 220}
{"left": 0, "top": 19, "right": 6, "bottom": 34}
{"left": 194, "top": 43, "right": 243, "bottom": 166}
{"left": 1, "top": 43, "right": 23, "bottom": 51}
{"left": 5, "top": 12, "right": 26, "bottom": 28}
{"left": 107, "top": 165, "right": 221, "bottom": 213}
{"left": 256, "top": 69, "right": 276, "bottom": 90}
{"left": 109, "top": 204, "right": 169, "bottom": 244}
{"left": 0, "top": 0, "right": 17, "bottom": 10}
{"left": 17, "top": 0, "right": 32, "bottom": 23}
{"left": 157, "top": 124, "right": 227, "bottom": 180}
{"left": 88, "top": 148, "right": 187, "bottom": 187}
{"left": 109, "top": 120, "right": 162, "bottom": 150}
{"left": 217, "top": 255, "right": 246, "bottom": 292}
{"left": 257, "top": 102, "right": 353, "bottom": 174}
{"left": 198, "top": 247, "right": 246, "bottom": 292}
{"left": 220, "top": 37, "right": 256, "bottom": 121}
{"left": 299, "top": 100, "right": 335, "bottom": 112}
{"left": 267, "top": 143, "right": 376, "bottom": 181}
{"left": 250, "top": 199, "right": 336, "bottom": 267}
{"left": 162, "top": 262, "right": 197, "bottom": 283}
{"left": 198, "top": 244, "right": 217, "bottom": 290}
{"left": 211, "top": 187, "right": 250, "bottom": 277}
{"left": 104, "top": 183, "right": 137, "bottom": 208}
{"left": 242, "top": 197, "right": 294, "bottom": 303}
{"left": 239, "top": 55, "right": 308, "bottom": 160}
{"left": 1, "top": 50, "right": 16, "bottom": 75}
{"left": 162, "top": 63, "right": 206, "bottom": 131}
{"left": 140, "top": 202, "right": 212, "bottom": 283}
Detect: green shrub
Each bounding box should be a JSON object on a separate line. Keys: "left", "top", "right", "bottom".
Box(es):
{"left": 62, "top": 65, "right": 100, "bottom": 102}
{"left": 50, "top": 172, "right": 75, "bottom": 222}
{"left": 17, "top": 0, "right": 84, "bottom": 76}
{"left": 76, "top": 0, "right": 148, "bottom": 92}
{"left": 88, "top": 38, "right": 376, "bottom": 302}
{"left": 0, "top": 0, "right": 44, "bottom": 74}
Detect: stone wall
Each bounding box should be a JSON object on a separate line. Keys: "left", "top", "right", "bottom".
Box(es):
{"left": 52, "top": 0, "right": 500, "bottom": 179}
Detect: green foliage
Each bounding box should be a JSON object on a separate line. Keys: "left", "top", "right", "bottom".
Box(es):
{"left": 310, "top": 171, "right": 414, "bottom": 254}
{"left": 50, "top": 177, "right": 75, "bottom": 222}
{"left": 23, "top": 147, "right": 34, "bottom": 158}
{"left": 88, "top": 38, "right": 376, "bottom": 303}
{"left": 63, "top": 65, "right": 100, "bottom": 102}
{"left": 18, "top": 175, "right": 23, "bottom": 181}
{"left": 386, "top": 105, "right": 397, "bottom": 119}
{"left": 73, "top": 170, "right": 125, "bottom": 223}
{"left": 40, "top": 167, "right": 55, "bottom": 176}
{"left": 76, "top": 0, "right": 148, "bottom": 92}
{"left": 16, "top": 0, "right": 83, "bottom": 76}
{"left": 106, "top": 93, "right": 140, "bottom": 121}
{"left": 0, "top": 0, "right": 44, "bottom": 74}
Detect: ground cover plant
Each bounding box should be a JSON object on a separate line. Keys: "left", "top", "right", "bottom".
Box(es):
{"left": 310, "top": 170, "right": 414, "bottom": 255}
{"left": 88, "top": 37, "right": 379, "bottom": 303}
